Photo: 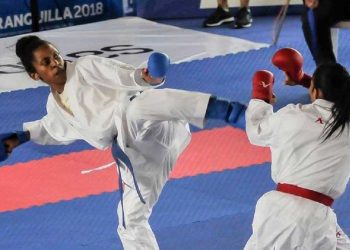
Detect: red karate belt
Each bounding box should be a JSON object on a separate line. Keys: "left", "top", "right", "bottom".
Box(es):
{"left": 276, "top": 183, "right": 334, "bottom": 207}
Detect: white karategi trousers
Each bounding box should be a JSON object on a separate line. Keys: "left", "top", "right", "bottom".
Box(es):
{"left": 115, "top": 88, "right": 210, "bottom": 250}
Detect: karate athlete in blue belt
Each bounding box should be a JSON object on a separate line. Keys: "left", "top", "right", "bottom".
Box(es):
{"left": 0, "top": 35, "right": 245, "bottom": 250}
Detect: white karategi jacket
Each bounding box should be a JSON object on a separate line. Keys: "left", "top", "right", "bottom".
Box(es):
{"left": 245, "top": 99, "right": 350, "bottom": 250}
{"left": 22, "top": 55, "right": 211, "bottom": 250}
{"left": 23, "top": 55, "right": 162, "bottom": 150}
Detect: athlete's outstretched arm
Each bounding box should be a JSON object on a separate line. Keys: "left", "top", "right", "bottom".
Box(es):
{"left": 246, "top": 70, "right": 279, "bottom": 147}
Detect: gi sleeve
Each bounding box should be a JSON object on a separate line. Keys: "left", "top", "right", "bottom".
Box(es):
{"left": 75, "top": 55, "right": 164, "bottom": 91}
{"left": 23, "top": 96, "right": 78, "bottom": 145}
{"left": 246, "top": 99, "right": 281, "bottom": 147}
{"left": 23, "top": 117, "right": 76, "bottom": 145}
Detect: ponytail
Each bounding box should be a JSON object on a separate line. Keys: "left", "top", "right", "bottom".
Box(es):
{"left": 313, "top": 63, "right": 350, "bottom": 140}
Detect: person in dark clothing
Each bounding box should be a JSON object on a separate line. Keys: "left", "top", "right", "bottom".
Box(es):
{"left": 302, "top": 0, "right": 350, "bottom": 65}
{"left": 203, "top": 0, "right": 252, "bottom": 28}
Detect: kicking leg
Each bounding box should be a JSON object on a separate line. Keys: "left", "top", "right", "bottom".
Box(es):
{"left": 127, "top": 88, "right": 245, "bottom": 129}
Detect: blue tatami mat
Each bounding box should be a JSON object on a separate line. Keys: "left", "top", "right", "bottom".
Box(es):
{"left": 1, "top": 15, "right": 350, "bottom": 250}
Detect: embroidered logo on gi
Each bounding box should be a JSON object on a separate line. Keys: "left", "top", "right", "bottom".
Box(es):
{"left": 315, "top": 117, "right": 323, "bottom": 124}
{"left": 261, "top": 81, "right": 270, "bottom": 88}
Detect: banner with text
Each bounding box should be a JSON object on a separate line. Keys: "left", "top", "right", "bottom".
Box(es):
{"left": 0, "top": 0, "right": 136, "bottom": 38}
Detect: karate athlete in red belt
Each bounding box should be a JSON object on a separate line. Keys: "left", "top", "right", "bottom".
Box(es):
{"left": 244, "top": 48, "right": 350, "bottom": 249}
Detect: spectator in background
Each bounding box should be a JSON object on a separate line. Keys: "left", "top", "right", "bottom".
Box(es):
{"left": 203, "top": 0, "right": 252, "bottom": 28}
{"left": 302, "top": 0, "right": 350, "bottom": 65}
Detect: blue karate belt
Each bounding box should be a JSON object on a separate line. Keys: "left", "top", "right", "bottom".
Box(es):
{"left": 112, "top": 138, "right": 146, "bottom": 228}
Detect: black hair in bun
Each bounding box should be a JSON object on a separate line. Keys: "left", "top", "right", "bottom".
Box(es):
{"left": 15, "top": 35, "right": 50, "bottom": 73}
